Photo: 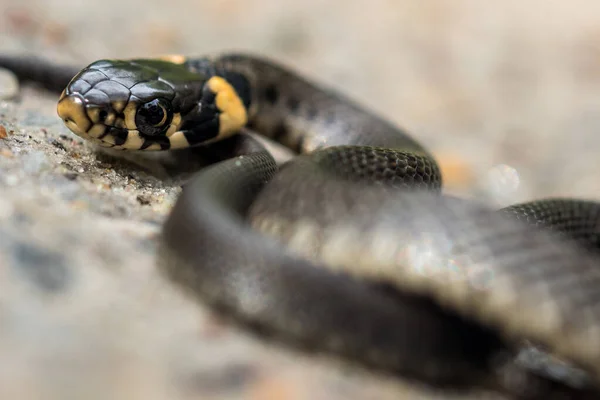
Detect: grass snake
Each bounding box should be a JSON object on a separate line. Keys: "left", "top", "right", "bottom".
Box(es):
{"left": 2, "top": 53, "right": 600, "bottom": 399}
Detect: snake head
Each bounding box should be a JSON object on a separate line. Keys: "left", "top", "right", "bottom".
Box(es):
{"left": 57, "top": 58, "right": 248, "bottom": 150}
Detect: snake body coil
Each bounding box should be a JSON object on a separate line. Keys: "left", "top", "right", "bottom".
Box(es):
{"left": 2, "top": 53, "right": 600, "bottom": 399}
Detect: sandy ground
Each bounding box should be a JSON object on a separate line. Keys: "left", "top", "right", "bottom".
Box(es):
{"left": 1, "top": 1, "right": 600, "bottom": 399}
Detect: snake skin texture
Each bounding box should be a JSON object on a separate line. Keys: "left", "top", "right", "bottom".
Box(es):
{"left": 501, "top": 199, "right": 600, "bottom": 252}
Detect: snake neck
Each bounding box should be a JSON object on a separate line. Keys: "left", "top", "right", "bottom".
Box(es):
{"left": 184, "top": 53, "right": 430, "bottom": 156}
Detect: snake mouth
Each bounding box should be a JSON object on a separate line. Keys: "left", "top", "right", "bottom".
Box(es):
{"left": 56, "top": 92, "right": 122, "bottom": 144}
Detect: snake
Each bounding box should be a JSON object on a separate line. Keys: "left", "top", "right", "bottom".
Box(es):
{"left": 2, "top": 53, "right": 600, "bottom": 399}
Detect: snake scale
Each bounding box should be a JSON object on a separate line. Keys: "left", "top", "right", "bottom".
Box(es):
{"left": 2, "top": 53, "right": 600, "bottom": 399}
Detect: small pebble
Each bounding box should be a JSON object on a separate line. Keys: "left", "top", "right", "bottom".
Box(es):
{"left": 136, "top": 194, "right": 152, "bottom": 205}
{"left": 63, "top": 171, "right": 78, "bottom": 181}
{"left": 0, "top": 69, "right": 19, "bottom": 99}
{"left": 0, "top": 148, "right": 13, "bottom": 158}
{"left": 51, "top": 138, "right": 67, "bottom": 152}
{"left": 0, "top": 125, "right": 7, "bottom": 139}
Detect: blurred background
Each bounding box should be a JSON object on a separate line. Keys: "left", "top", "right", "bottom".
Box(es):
{"left": 1, "top": 1, "right": 600, "bottom": 399}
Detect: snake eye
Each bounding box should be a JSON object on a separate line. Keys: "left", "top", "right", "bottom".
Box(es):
{"left": 135, "top": 98, "right": 172, "bottom": 136}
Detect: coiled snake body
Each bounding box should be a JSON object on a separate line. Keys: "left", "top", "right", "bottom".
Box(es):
{"left": 2, "top": 53, "right": 600, "bottom": 399}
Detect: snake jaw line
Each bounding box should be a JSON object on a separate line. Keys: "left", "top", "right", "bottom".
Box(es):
{"left": 112, "top": 130, "right": 144, "bottom": 150}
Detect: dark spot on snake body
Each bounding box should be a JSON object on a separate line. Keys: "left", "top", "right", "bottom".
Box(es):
{"left": 271, "top": 122, "right": 288, "bottom": 143}
{"left": 104, "top": 126, "right": 128, "bottom": 145}
{"left": 201, "top": 84, "right": 217, "bottom": 106}
{"left": 306, "top": 106, "right": 318, "bottom": 120}
{"left": 286, "top": 96, "right": 300, "bottom": 112}
{"left": 12, "top": 243, "right": 71, "bottom": 293}
{"left": 140, "top": 140, "right": 154, "bottom": 150}
{"left": 263, "top": 84, "right": 279, "bottom": 104}
{"left": 293, "top": 135, "right": 306, "bottom": 154}
{"left": 113, "top": 130, "right": 127, "bottom": 146}
{"left": 222, "top": 71, "right": 252, "bottom": 109}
